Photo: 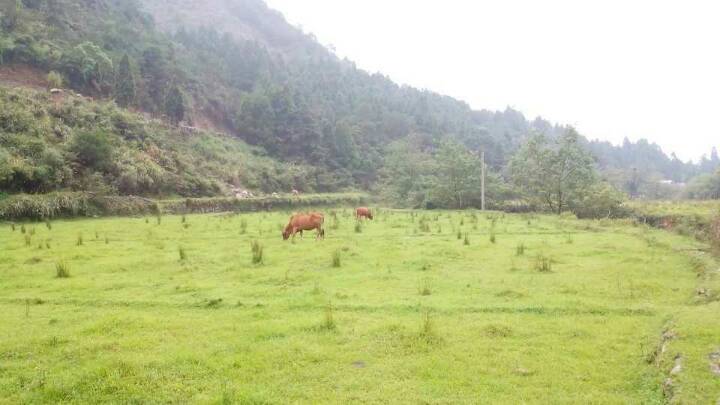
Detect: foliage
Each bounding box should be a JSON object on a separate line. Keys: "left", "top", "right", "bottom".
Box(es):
{"left": 510, "top": 129, "right": 597, "bottom": 214}
{"left": 46, "top": 71, "right": 63, "bottom": 89}
{"left": 685, "top": 170, "right": 720, "bottom": 200}
{"left": 114, "top": 54, "right": 136, "bottom": 107}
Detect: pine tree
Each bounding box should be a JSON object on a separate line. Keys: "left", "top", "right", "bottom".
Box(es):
{"left": 165, "top": 85, "right": 185, "bottom": 125}
{"left": 114, "top": 54, "right": 136, "bottom": 107}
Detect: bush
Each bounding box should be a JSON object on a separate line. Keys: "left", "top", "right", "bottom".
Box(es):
{"left": 572, "top": 183, "right": 627, "bottom": 219}
{"left": 70, "top": 130, "right": 114, "bottom": 172}
{"left": 47, "top": 71, "right": 64, "bottom": 89}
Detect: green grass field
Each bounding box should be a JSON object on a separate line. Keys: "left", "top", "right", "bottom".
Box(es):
{"left": 1, "top": 210, "right": 719, "bottom": 404}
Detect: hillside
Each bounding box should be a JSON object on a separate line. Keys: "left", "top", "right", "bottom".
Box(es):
{"left": 0, "top": 86, "right": 317, "bottom": 196}
{"left": 0, "top": 0, "right": 717, "bottom": 201}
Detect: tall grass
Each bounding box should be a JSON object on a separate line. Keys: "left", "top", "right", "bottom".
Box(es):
{"left": 534, "top": 255, "right": 553, "bottom": 273}
{"left": 55, "top": 261, "right": 70, "bottom": 278}
{"left": 322, "top": 302, "right": 336, "bottom": 330}
{"left": 251, "top": 240, "right": 264, "bottom": 264}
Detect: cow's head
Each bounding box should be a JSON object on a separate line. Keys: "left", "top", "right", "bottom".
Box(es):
{"left": 282, "top": 225, "right": 292, "bottom": 240}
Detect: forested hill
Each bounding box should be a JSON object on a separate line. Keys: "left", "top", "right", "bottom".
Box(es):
{"left": 0, "top": 0, "right": 714, "bottom": 198}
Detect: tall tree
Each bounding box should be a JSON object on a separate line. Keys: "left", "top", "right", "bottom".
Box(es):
{"left": 510, "top": 129, "right": 597, "bottom": 214}
{"left": 431, "top": 140, "right": 481, "bottom": 209}
{"left": 114, "top": 54, "right": 136, "bottom": 107}
{"left": 1, "top": 0, "right": 19, "bottom": 30}
{"left": 165, "top": 85, "right": 185, "bottom": 125}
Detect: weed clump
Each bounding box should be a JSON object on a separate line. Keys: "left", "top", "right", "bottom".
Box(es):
{"left": 354, "top": 221, "right": 362, "bottom": 233}
{"left": 20, "top": 225, "right": 26, "bottom": 234}
{"left": 331, "top": 250, "right": 341, "bottom": 268}
{"left": 55, "top": 261, "right": 71, "bottom": 278}
{"left": 490, "top": 232, "right": 496, "bottom": 244}
{"left": 179, "top": 246, "right": 187, "bottom": 261}
{"left": 24, "top": 234, "right": 32, "bottom": 246}
{"left": 418, "top": 278, "right": 432, "bottom": 296}
{"left": 251, "top": 240, "right": 264, "bottom": 264}
{"left": 239, "top": 219, "right": 247, "bottom": 234}
{"left": 419, "top": 311, "right": 440, "bottom": 344}
{"left": 322, "top": 302, "right": 336, "bottom": 330}
{"left": 516, "top": 243, "right": 526, "bottom": 256}
{"left": 76, "top": 233, "right": 83, "bottom": 246}
{"left": 464, "top": 233, "right": 470, "bottom": 246}
{"left": 534, "top": 255, "right": 553, "bottom": 273}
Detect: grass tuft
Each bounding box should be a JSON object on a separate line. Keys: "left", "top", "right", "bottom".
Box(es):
{"left": 331, "top": 250, "right": 341, "bottom": 268}
{"left": 251, "top": 240, "right": 264, "bottom": 265}
{"left": 179, "top": 246, "right": 187, "bottom": 261}
{"left": 76, "top": 233, "right": 83, "bottom": 246}
{"left": 516, "top": 243, "right": 526, "bottom": 256}
{"left": 322, "top": 302, "right": 336, "bottom": 330}
{"left": 464, "top": 233, "right": 470, "bottom": 246}
{"left": 534, "top": 255, "right": 553, "bottom": 273}
{"left": 55, "top": 261, "right": 71, "bottom": 278}
{"left": 354, "top": 221, "right": 362, "bottom": 233}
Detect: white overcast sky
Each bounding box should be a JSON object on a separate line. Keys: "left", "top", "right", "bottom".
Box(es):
{"left": 264, "top": 0, "right": 719, "bottom": 162}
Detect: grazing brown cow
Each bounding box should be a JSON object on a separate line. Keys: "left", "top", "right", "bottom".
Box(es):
{"left": 356, "top": 207, "right": 373, "bottom": 221}
{"left": 283, "top": 212, "right": 325, "bottom": 240}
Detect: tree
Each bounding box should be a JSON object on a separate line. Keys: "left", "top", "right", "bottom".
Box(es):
{"left": 430, "top": 140, "right": 481, "bottom": 209}
{"left": 378, "top": 136, "right": 436, "bottom": 208}
{"left": 141, "top": 46, "right": 170, "bottom": 112}
{"left": 60, "top": 42, "right": 113, "bottom": 92}
{"left": 510, "top": 129, "right": 597, "bottom": 214}
{"left": 114, "top": 54, "right": 136, "bottom": 107}
{"left": 164, "top": 85, "right": 185, "bottom": 125}
{"left": 1, "top": 0, "right": 19, "bottom": 30}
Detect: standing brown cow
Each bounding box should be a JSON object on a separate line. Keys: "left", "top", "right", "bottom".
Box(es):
{"left": 283, "top": 212, "right": 325, "bottom": 240}
{"left": 356, "top": 207, "right": 373, "bottom": 221}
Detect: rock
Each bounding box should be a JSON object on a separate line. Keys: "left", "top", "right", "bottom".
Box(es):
{"left": 49, "top": 88, "right": 63, "bottom": 94}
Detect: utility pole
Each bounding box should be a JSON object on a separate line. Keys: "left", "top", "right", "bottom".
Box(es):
{"left": 480, "top": 150, "right": 486, "bottom": 211}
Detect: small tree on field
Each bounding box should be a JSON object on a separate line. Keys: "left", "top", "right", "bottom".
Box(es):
{"left": 510, "top": 129, "right": 596, "bottom": 214}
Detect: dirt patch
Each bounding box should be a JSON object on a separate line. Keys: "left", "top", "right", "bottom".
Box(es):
{"left": 710, "top": 351, "right": 720, "bottom": 376}
{"left": 0, "top": 64, "right": 48, "bottom": 90}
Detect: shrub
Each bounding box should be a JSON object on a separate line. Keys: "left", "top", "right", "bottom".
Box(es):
{"left": 47, "top": 71, "right": 64, "bottom": 89}
{"left": 55, "top": 261, "right": 70, "bottom": 278}
{"left": 70, "top": 130, "right": 114, "bottom": 172}
{"left": 251, "top": 240, "right": 263, "bottom": 264}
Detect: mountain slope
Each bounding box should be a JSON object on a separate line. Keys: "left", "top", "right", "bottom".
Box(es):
{"left": 0, "top": 0, "right": 714, "bottom": 198}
